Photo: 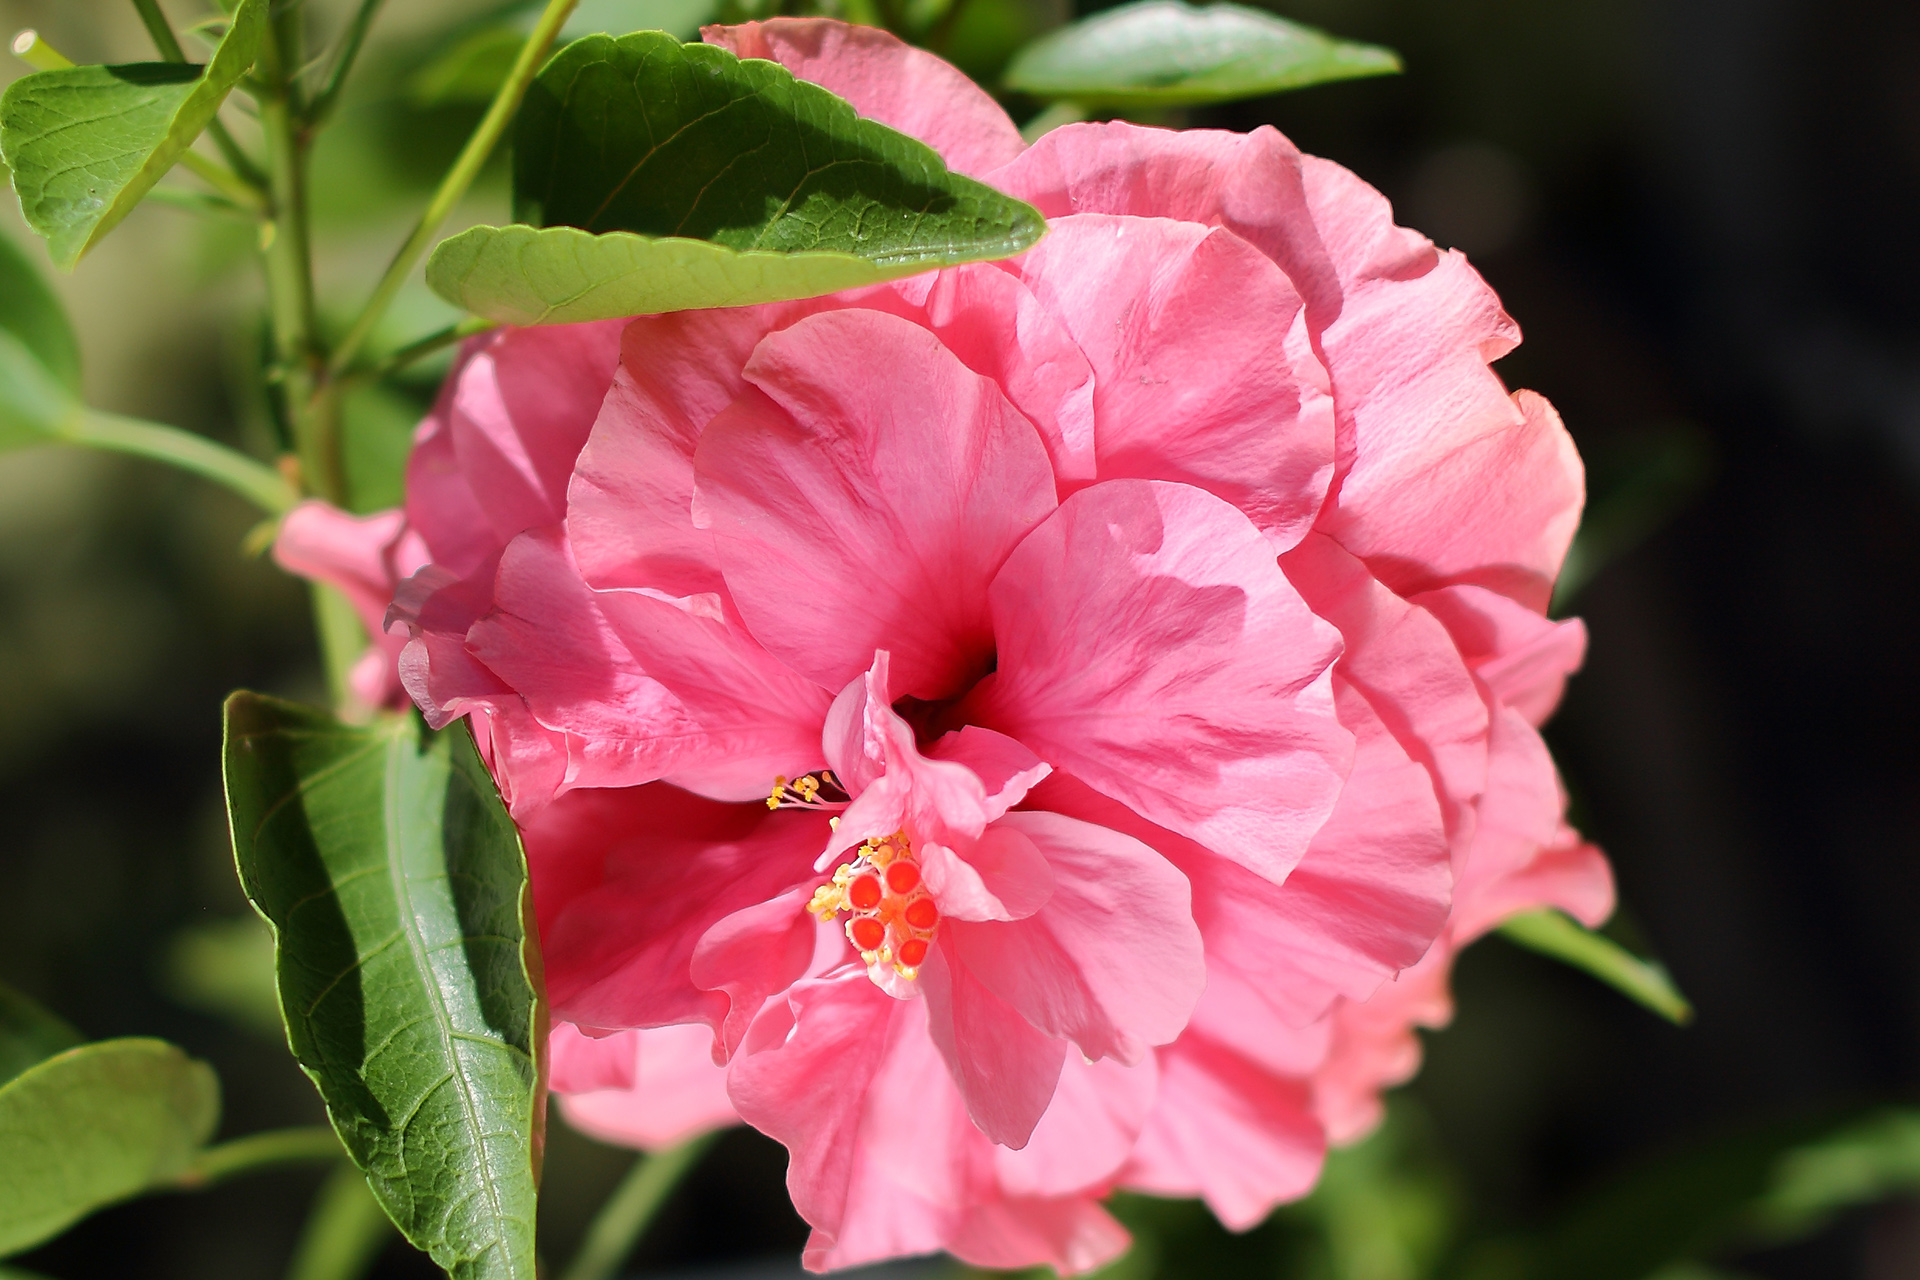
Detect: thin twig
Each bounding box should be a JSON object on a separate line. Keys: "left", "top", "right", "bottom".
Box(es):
{"left": 328, "top": 0, "right": 580, "bottom": 377}
{"left": 305, "top": 0, "right": 386, "bottom": 128}
{"left": 130, "top": 0, "right": 267, "bottom": 186}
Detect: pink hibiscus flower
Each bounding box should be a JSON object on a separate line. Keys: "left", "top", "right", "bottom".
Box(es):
{"left": 276, "top": 17, "right": 1610, "bottom": 1273}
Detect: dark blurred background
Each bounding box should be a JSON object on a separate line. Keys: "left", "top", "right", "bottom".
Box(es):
{"left": 0, "top": 0, "right": 1916, "bottom": 1277}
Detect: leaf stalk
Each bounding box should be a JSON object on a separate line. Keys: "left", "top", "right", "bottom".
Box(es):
{"left": 175, "top": 1126, "right": 344, "bottom": 1188}
{"left": 66, "top": 409, "right": 299, "bottom": 513}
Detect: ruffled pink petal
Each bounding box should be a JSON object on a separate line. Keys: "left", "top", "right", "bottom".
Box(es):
{"left": 928, "top": 726, "right": 1053, "bottom": 817}
{"left": 689, "top": 889, "right": 825, "bottom": 1057}
{"left": 568, "top": 308, "right": 794, "bottom": 597}
{"left": 697, "top": 309, "right": 1058, "bottom": 700}
{"left": 993, "top": 1053, "right": 1157, "bottom": 1198}
{"left": 1415, "top": 584, "right": 1589, "bottom": 727}
{"left": 556, "top": 1023, "right": 740, "bottom": 1152}
{"left": 1282, "top": 533, "right": 1490, "bottom": 852}
{"left": 922, "top": 822, "right": 1055, "bottom": 924}
{"left": 702, "top": 19, "right": 1025, "bottom": 178}
{"left": 467, "top": 527, "right": 829, "bottom": 798}
{"left": 730, "top": 975, "right": 970, "bottom": 1270}
{"left": 1323, "top": 387, "right": 1585, "bottom": 611}
{"left": 1006, "top": 215, "right": 1334, "bottom": 548}
{"left": 1122, "top": 1034, "right": 1326, "bottom": 1230}
{"left": 944, "top": 810, "right": 1205, "bottom": 1067}
{"left": 947, "top": 1197, "right": 1132, "bottom": 1276}
{"left": 1460, "top": 827, "right": 1615, "bottom": 939}
{"left": 1311, "top": 946, "right": 1453, "bottom": 1144}
{"left": 968, "top": 479, "right": 1350, "bottom": 882}
{"left": 419, "top": 322, "right": 624, "bottom": 561}
{"left": 1449, "top": 706, "right": 1569, "bottom": 929}
{"left": 525, "top": 783, "right": 826, "bottom": 1036}
{"left": 920, "top": 943, "right": 1068, "bottom": 1149}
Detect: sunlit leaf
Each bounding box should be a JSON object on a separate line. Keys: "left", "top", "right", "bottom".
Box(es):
{"left": 223, "top": 694, "right": 544, "bottom": 1280}
{"left": 1498, "top": 908, "right": 1693, "bottom": 1025}
{"left": 0, "top": 232, "right": 79, "bottom": 392}
{"left": 0, "top": 0, "right": 265, "bottom": 268}
{"left": 1003, "top": 0, "right": 1400, "bottom": 109}
{"left": 0, "top": 981, "right": 81, "bottom": 1089}
{"left": 0, "top": 1039, "right": 219, "bottom": 1257}
{"left": 427, "top": 32, "right": 1045, "bottom": 323}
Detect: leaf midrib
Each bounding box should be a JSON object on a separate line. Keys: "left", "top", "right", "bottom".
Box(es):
{"left": 379, "top": 723, "right": 515, "bottom": 1274}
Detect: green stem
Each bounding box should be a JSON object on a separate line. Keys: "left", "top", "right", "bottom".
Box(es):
{"left": 311, "top": 581, "right": 371, "bottom": 716}
{"left": 328, "top": 0, "right": 579, "bottom": 377}
{"left": 175, "top": 1126, "right": 343, "bottom": 1188}
{"left": 65, "top": 410, "right": 297, "bottom": 512}
{"left": 561, "top": 1134, "right": 717, "bottom": 1280}
{"left": 146, "top": 184, "right": 254, "bottom": 219}
{"left": 284, "top": 1162, "right": 393, "bottom": 1280}
{"left": 256, "top": 5, "right": 336, "bottom": 502}
{"left": 305, "top": 0, "right": 387, "bottom": 128}
{"left": 355, "top": 316, "right": 497, "bottom": 384}
{"left": 178, "top": 148, "right": 266, "bottom": 210}
{"left": 130, "top": 0, "right": 265, "bottom": 187}
{"left": 10, "top": 29, "right": 74, "bottom": 71}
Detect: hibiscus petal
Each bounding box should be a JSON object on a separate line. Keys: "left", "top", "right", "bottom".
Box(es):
{"left": 919, "top": 943, "right": 1068, "bottom": 1149}
{"left": 947, "top": 1196, "right": 1132, "bottom": 1276}
{"left": 698, "top": 309, "right": 1059, "bottom": 700}
{"left": 993, "top": 1053, "right": 1158, "bottom": 1198}
{"left": 557, "top": 1023, "right": 740, "bottom": 1152}
{"left": 921, "top": 826, "right": 1054, "bottom": 923}
{"left": 702, "top": 19, "right": 1026, "bottom": 178}
{"left": 1415, "top": 583, "right": 1589, "bottom": 726}
{"left": 1007, "top": 214, "right": 1334, "bottom": 548}
{"left": 526, "top": 783, "right": 826, "bottom": 1036}
{"left": 469, "top": 527, "right": 828, "bottom": 798}
{"left": 1122, "top": 1034, "right": 1326, "bottom": 1231}
{"left": 547, "top": 1022, "right": 638, "bottom": 1094}
{"left": 946, "top": 811, "right": 1204, "bottom": 1066}
{"left": 969, "top": 479, "right": 1350, "bottom": 881}
{"left": 432, "top": 321, "right": 625, "bottom": 554}
{"left": 730, "top": 975, "right": 970, "bottom": 1269}
{"left": 689, "top": 889, "right": 823, "bottom": 1057}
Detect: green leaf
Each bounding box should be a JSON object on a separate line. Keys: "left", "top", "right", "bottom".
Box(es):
{"left": 0, "top": 1039, "right": 219, "bottom": 1257}
{"left": 1498, "top": 908, "right": 1694, "bottom": 1025}
{"left": 1003, "top": 0, "right": 1401, "bottom": 109}
{"left": 410, "top": 26, "right": 528, "bottom": 107}
{"left": 0, "top": 0, "right": 266, "bottom": 268}
{"left": 0, "top": 329, "right": 82, "bottom": 449}
{"left": 427, "top": 32, "right": 1045, "bottom": 324}
{"left": 1751, "top": 1107, "right": 1920, "bottom": 1238}
{"left": 0, "top": 981, "right": 82, "bottom": 1089}
{"left": 0, "top": 233, "right": 80, "bottom": 392}
{"left": 223, "top": 694, "right": 544, "bottom": 1280}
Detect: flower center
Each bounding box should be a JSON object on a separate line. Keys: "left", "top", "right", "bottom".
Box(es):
{"left": 807, "top": 831, "right": 940, "bottom": 980}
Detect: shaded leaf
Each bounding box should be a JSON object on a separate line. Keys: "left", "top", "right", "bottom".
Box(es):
{"left": 409, "top": 26, "right": 527, "bottom": 107}
{"left": 0, "top": 981, "right": 82, "bottom": 1089}
{"left": 0, "top": 0, "right": 266, "bottom": 268}
{"left": 0, "top": 1039, "right": 219, "bottom": 1257}
{"left": 428, "top": 32, "right": 1044, "bottom": 323}
{"left": 223, "top": 694, "right": 544, "bottom": 1280}
{"left": 1003, "top": 0, "right": 1400, "bottom": 109}
{"left": 0, "top": 329, "right": 82, "bottom": 450}
{"left": 1751, "top": 1107, "right": 1920, "bottom": 1238}
{"left": 1498, "top": 908, "right": 1693, "bottom": 1025}
{"left": 0, "top": 232, "right": 79, "bottom": 392}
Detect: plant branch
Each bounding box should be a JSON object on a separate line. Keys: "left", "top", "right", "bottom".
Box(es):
{"left": 10, "top": 29, "right": 74, "bottom": 71}
{"left": 561, "top": 1134, "right": 717, "bottom": 1280}
{"left": 130, "top": 0, "right": 265, "bottom": 187}
{"left": 353, "top": 316, "right": 497, "bottom": 384}
{"left": 256, "top": 2, "right": 337, "bottom": 502}
{"left": 65, "top": 409, "right": 298, "bottom": 512}
{"left": 178, "top": 148, "right": 266, "bottom": 210}
{"left": 175, "top": 1126, "right": 343, "bottom": 1188}
{"left": 284, "top": 1161, "right": 393, "bottom": 1280}
{"left": 305, "top": 0, "right": 386, "bottom": 128}
{"left": 328, "top": 0, "right": 580, "bottom": 377}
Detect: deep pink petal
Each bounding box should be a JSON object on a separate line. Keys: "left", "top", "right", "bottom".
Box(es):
{"left": 417, "top": 322, "right": 624, "bottom": 562}
{"left": 525, "top": 783, "right": 826, "bottom": 1036}
{"left": 1416, "top": 583, "right": 1589, "bottom": 726}
{"left": 468, "top": 528, "right": 829, "bottom": 798}
{"left": 1122, "top": 1035, "right": 1326, "bottom": 1230}
{"left": 557, "top": 1023, "right": 740, "bottom": 1152}
{"left": 928, "top": 726, "right": 1052, "bottom": 819}
{"left": 968, "top": 479, "right": 1350, "bottom": 881}
{"left": 698, "top": 309, "right": 1058, "bottom": 699}
{"left": 946, "top": 810, "right": 1205, "bottom": 1066}
{"left": 1006, "top": 215, "right": 1334, "bottom": 547}
{"left": 702, "top": 19, "right": 1025, "bottom": 178}
{"left": 920, "top": 943, "right": 1068, "bottom": 1149}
